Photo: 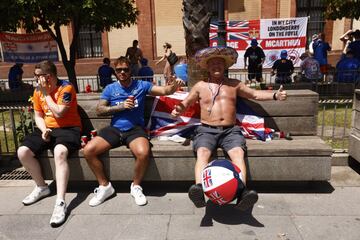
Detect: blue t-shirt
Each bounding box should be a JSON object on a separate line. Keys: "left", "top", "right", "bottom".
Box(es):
{"left": 335, "top": 57, "right": 360, "bottom": 83}
{"left": 101, "top": 80, "right": 153, "bottom": 131}
{"left": 138, "top": 66, "right": 154, "bottom": 82}
{"left": 8, "top": 65, "right": 23, "bottom": 90}
{"left": 313, "top": 40, "right": 331, "bottom": 65}
{"left": 98, "top": 64, "right": 116, "bottom": 88}
{"left": 348, "top": 40, "right": 360, "bottom": 62}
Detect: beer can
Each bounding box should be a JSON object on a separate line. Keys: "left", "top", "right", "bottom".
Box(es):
{"left": 90, "top": 130, "right": 97, "bottom": 139}
{"left": 81, "top": 135, "right": 88, "bottom": 145}
{"left": 128, "top": 95, "right": 134, "bottom": 102}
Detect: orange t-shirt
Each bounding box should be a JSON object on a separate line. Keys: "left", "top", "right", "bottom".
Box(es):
{"left": 33, "top": 80, "right": 82, "bottom": 129}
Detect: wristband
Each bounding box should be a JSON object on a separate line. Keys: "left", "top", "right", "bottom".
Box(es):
{"left": 273, "top": 92, "right": 277, "bottom": 101}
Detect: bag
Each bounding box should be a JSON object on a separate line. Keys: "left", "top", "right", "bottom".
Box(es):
{"left": 167, "top": 52, "right": 178, "bottom": 66}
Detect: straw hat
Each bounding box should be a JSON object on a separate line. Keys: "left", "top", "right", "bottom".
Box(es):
{"left": 195, "top": 46, "right": 238, "bottom": 69}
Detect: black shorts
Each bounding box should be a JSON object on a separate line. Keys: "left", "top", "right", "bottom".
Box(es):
{"left": 248, "top": 65, "right": 263, "bottom": 81}
{"left": 193, "top": 125, "right": 247, "bottom": 153}
{"left": 98, "top": 125, "right": 148, "bottom": 148}
{"left": 21, "top": 127, "right": 81, "bottom": 155}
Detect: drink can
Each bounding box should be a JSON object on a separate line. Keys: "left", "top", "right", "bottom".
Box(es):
{"left": 90, "top": 130, "right": 97, "bottom": 139}
{"left": 81, "top": 135, "right": 88, "bottom": 145}
{"left": 128, "top": 95, "right": 134, "bottom": 102}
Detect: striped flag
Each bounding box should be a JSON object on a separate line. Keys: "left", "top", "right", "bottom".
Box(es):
{"left": 147, "top": 92, "right": 273, "bottom": 141}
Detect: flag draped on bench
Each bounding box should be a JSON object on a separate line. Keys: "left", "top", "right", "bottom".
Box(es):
{"left": 147, "top": 92, "right": 273, "bottom": 141}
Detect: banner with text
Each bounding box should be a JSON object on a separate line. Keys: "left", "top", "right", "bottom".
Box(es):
{"left": 0, "top": 31, "right": 58, "bottom": 63}
{"left": 210, "top": 17, "right": 308, "bottom": 68}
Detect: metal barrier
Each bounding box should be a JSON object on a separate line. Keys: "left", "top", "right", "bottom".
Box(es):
{"left": 0, "top": 70, "right": 357, "bottom": 96}
{"left": 318, "top": 98, "right": 353, "bottom": 151}
{"left": 0, "top": 99, "right": 354, "bottom": 154}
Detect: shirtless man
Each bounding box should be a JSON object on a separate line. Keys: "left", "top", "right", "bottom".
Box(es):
{"left": 125, "top": 40, "right": 143, "bottom": 76}
{"left": 171, "top": 46, "right": 287, "bottom": 211}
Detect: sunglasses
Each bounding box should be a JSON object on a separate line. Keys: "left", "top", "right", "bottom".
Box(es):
{"left": 115, "top": 67, "right": 130, "bottom": 73}
{"left": 34, "top": 73, "right": 48, "bottom": 78}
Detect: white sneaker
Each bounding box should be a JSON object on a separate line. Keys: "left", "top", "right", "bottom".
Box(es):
{"left": 89, "top": 182, "right": 115, "bottom": 207}
{"left": 22, "top": 185, "right": 51, "bottom": 205}
{"left": 50, "top": 199, "right": 67, "bottom": 227}
{"left": 130, "top": 183, "right": 147, "bottom": 206}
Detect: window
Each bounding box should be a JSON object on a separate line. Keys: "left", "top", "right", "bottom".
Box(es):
{"left": 297, "top": 0, "right": 326, "bottom": 46}
{"left": 77, "top": 25, "right": 103, "bottom": 58}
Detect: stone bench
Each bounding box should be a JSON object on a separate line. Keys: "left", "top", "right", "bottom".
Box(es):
{"left": 349, "top": 89, "right": 360, "bottom": 163}
{"left": 39, "top": 90, "right": 332, "bottom": 181}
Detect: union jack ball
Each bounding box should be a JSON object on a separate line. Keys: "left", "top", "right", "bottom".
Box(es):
{"left": 201, "top": 159, "right": 244, "bottom": 205}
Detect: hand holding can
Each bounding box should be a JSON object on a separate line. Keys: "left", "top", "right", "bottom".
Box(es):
{"left": 81, "top": 135, "right": 88, "bottom": 148}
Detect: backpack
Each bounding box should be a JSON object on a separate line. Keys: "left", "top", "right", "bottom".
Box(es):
{"left": 167, "top": 52, "right": 178, "bottom": 66}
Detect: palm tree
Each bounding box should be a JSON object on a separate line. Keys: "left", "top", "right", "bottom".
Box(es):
{"left": 182, "top": 0, "right": 212, "bottom": 87}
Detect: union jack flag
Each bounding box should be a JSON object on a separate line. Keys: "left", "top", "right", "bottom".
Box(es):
{"left": 227, "top": 21, "right": 249, "bottom": 31}
{"left": 209, "top": 191, "right": 227, "bottom": 205}
{"left": 147, "top": 92, "right": 274, "bottom": 141}
{"left": 202, "top": 169, "right": 212, "bottom": 188}
{"left": 226, "top": 21, "right": 250, "bottom": 40}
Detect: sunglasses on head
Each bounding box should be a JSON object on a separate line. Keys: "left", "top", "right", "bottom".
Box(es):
{"left": 115, "top": 67, "right": 130, "bottom": 73}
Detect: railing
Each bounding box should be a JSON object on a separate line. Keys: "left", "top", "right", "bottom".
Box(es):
{"left": 0, "top": 70, "right": 358, "bottom": 97}
{"left": 0, "top": 99, "right": 354, "bottom": 154}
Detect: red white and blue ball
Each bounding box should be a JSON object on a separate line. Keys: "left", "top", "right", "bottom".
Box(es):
{"left": 201, "top": 159, "right": 244, "bottom": 205}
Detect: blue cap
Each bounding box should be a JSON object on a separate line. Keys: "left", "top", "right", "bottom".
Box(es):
{"left": 250, "top": 39, "right": 258, "bottom": 46}
{"left": 280, "top": 50, "right": 287, "bottom": 59}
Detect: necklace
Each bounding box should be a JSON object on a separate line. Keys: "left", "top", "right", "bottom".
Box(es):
{"left": 207, "top": 78, "right": 223, "bottom": 113}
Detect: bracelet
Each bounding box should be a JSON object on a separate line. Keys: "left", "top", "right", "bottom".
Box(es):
{"left": 273, "top": 92, "right": 277, "bottom": 101}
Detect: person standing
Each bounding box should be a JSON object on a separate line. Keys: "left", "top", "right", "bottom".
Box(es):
{"left": 8, "top": 61, "right": 24, "bottom": 91}
{"left": 299, "top": 52, "right": 322, "bottom": 82}
{"left": 17, "top": 60, "right": 82, "bottom": 227}
{"left": 244, "top": 39, "right": 265, "bottom": 84}
{"left": 125, "top": 40, "right": 143, "bottom": 76}
{"left": 155, "top": 42, "right": 178, "bottom": 84}
{"left": 313, "top": 33, "right": 331, "bottom": 75}
{"left": 171, "top": 47, "right": 287, "bottom": 211}
{"left": 271, "top": 50, "right": 294, "bottom": 84}
{"left": 83, "top": 56, "right": 183, "bottom": 207}
{"left": 335, "top": 49, "right": 360, "bottom": 83}
{"left": 98, "top": 57, "right": 116, "bottom": 88}
{"left": 138, "top": 58, "right": 154, "bottom": 83}
{"left": 348, "top": 29, "right": 360, "bottom": 62}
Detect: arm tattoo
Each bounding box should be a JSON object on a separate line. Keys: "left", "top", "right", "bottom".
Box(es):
{"left": 96, "top": 99, "right": 125, "bottom": 116}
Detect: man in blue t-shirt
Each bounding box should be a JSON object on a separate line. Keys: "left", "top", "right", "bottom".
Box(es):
{"left": 347, "top": 30, "right": 360, "bottom": 62}
{"left": 83, "top": 56, "right": 183, "bottom": 207}
{"left": 98, "top": 58, "right": 116, "bottom": 88}
{"left": 8, "top": 62, "right": 24, "bottom": 91}
{"left": 138, "top": 58, "right": 154, "bottom": 83}
{"left": 335, "top": 49, "right": 360, "bottom": 83}
{"left": 313, "top": 33, "right": 331, "bottom": 74}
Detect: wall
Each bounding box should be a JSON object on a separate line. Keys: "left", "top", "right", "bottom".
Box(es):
{"left": 154, "top": 0, "right": 185, "bottom": 57}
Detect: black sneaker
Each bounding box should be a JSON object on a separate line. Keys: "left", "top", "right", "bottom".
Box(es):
{"left": 235, "top": 189, "right": 258, "bottom": 211}
{"left": 188, "top": 184, "right": 206, "bottom": 208}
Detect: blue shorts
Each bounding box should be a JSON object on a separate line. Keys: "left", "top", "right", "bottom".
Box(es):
{"left": 192, "top": 125, "right": 247, "bottom": 153}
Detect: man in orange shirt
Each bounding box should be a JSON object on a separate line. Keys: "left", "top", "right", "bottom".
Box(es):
{"left": 17, "top": 60, "right": 82, "bottom": 227}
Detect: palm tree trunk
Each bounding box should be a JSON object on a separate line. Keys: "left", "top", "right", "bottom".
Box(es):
{"left": 182, "top": 0, "right": 212, "bottom": 87}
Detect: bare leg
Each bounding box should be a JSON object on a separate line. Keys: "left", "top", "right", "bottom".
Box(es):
{"left": 227, "top": 147, "right": 246, "bottom": 185}
{"left": 83, "top": 136, "right": 112, "bottom": 186}
{"left": 53, "top": 144, "right": 69, "bottom": 200}
{"left": 195, "top": 147, "right": 212, "bottom": 184}
{"left": 17, "top": 146, "right": 46, "bottom": 187}
{"left": 128, "top": 137, "right": 150, "bottom": 185}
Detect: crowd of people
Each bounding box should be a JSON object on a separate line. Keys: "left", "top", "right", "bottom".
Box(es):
{"left": 242, "top": 30, "right": 360, "bottom": 85}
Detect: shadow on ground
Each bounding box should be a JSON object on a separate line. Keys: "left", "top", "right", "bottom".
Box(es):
{"left": 200, "top": 200, "right": 264, "bottom": 227}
